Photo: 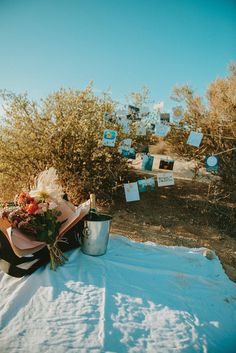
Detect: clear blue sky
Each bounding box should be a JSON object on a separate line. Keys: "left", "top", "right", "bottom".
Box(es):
{"left": 0, "top": 0, "right": 235, "bottom": 111}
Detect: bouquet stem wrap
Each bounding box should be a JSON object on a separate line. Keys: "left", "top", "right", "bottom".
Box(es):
{"left": 47, "top": 239, "right": 69, "bottom": 271}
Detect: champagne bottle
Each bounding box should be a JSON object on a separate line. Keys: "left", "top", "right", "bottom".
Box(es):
{"left": 89, "top": 194, "right": 99, "bottom": 221}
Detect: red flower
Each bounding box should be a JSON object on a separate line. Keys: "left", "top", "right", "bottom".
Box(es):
{"left": 25, "top": 201, "right": 39, "bottom": 215}
{"left": 18, "top": 192, "right": 34, "bottom": 206}
{"left": 18, "top": 192, "right": 28, "bottom": 204}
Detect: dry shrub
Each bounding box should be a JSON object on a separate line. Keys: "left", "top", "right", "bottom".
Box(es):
{"left": 151, "top": 141, "right": 172, "bottom": 155}
{"left": 0, "top": 87, "right": 152, "bottom": 204}
{"left": 168, "top": 64, "right": 236, "bottom": 202}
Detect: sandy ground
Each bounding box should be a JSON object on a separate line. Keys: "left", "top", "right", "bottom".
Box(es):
{"left": 99, "top": 154, "right": 236, "bottom": 283}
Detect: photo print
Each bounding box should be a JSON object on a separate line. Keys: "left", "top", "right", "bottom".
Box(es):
{"left": 136, "top": 122, "right": 146, "bottom": 136}
{"left": 128, "top": 105, "right": 139, "bottom": 113}
{"left": 154, "top": 124, "right": 171, "bottom": 137}
{"left": 127, "top": 105, "right": 140, "bottom": 120}
{"left": 138, "top": 177, "right": 155, "bottom": 192}
{"left": 159, "top": 158, "right": 175, "bottom": 170}
{"left": 103, "top": 112, "right": 110, "bottom": 121}
{"left": 139, "top": 106, "right": 150, "bottom": 117}
{"left": 124, "top": 182, "right": 140, "bottom": 202}
{"left": 205, "top": 155, "right": 219, "bottom": 172}
{"left": 141, "top": 155, "right": 154, "bottom": 171}
{"left": 119, "top": 138, "right": 132, "bottom": 152}
{"left": 116, "top": 109, "right": 127, "bottom": 118}
{"left": 102, "top": 129, "right": 117, "bottom": 147}
{"left": 103, "top": 112, "right": 114, "bottom": 123}
{"left": 121, "top": 147, "right": 136, "bottom": 160}
{"left": 160, "top": 113, "right": 170, "bottom": 124}
{"left": 117, "top": 116, "right": 130, "bottom": 134}
{"left": 187, "top": 131, "right": 203, "bottom": 147}
{"left": 157, "top": 172, "right": 174, "bottom": 187}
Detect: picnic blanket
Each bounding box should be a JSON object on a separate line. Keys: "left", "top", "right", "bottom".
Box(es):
{"left": 1, "top": 235, "right": 236, "bottom": 353}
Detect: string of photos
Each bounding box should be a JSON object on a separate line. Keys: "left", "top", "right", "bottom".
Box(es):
{"left": 102, "top": 103, "right": 236, "bottom": 203}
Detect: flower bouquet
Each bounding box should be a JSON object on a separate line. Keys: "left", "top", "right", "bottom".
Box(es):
{"left": 0, "top": 168, "right": 89, "bottom": 271}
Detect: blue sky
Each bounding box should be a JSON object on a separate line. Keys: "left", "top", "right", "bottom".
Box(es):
{"left": 0, "top": 0, "right": 235, "bottom": 111}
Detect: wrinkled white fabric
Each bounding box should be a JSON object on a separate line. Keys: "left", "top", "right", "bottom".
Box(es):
{"left": 0, "top": 235, "right": 236, "bottom": 353}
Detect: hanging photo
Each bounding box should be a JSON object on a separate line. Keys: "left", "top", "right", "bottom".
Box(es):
{"left": 146, "top": 177, "right": 155, "bottom": 190}
{"left": 127, "top": 105, "right": 140, "bottom": 121}
{"left": 159, "top": 158, "right": 175, "bottom": 170}
{"left": 121, "top": 147, "right": 136, "bottom": 160}
{"left": 136, "top": 122, "right": 146, "bottom": 136}
{"left": 138, "top": 177, "right": 155, "bottom": 192}
{"left": 141, "top": 155, "right": 154, "bottom": 171}
{"left": 116, "top": 109, "right": 127, "bottom": 118}
{"left": 157, "top": 172, "right": 174, "bottom": 187}
{"left": 128, "top": 105, "right": 139, "bottom": 113}
{"left": 172, "top": 117, "right": 180, "bottom": 125}
{"left": 160, "top": 113, "right": 170, "bottom": 124}
{"left": 139, "top": 106, "right": 149, "bottom": 117}
{"left": 102, "top": 129, "right": 117, "bottom": 147}
{"left": 124, "top": 182, "right": 140, "bottom": 202}
{"left": 205, "top": 155, "right": 219, "bottom": 172}
{"left": 147, "top": 123, "right": 156, "bottom": 133}
{"left": 118, "top": 138, "right": 132, "bottom": 152}
{"left": 103, "top": 112, "right": 112, "bottom": 122}
{"left": 186, "top": 131, "right": 203, "bottom": 147}
{"left": 117, "top": 116, "right": 130, "bottom": 134}
{"left": 154, "top": 124, "right": 170, "bottom": 137}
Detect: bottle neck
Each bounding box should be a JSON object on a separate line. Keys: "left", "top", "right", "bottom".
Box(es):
{"left": 90, "top": 194, "right": 96, "bottom": 213}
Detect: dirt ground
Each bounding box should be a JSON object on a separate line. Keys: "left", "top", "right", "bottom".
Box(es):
{"left": 100, "top": 175, "right": 236, "bottom": 283}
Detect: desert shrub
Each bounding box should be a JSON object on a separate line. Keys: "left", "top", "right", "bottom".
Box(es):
{"left": 168, "top": 64, "right": 236, "bottom": 201}
{"left": 0, "top": 87, "right": 152, "bottom": 204}
{"left": 126, "top": 85, "right": 160, "bottom": 151}
{"left": 43, "top": 87, "right": 131, "bottom": 203}
{"left": 0, "top": 91, "right": 52, "bottom": 200}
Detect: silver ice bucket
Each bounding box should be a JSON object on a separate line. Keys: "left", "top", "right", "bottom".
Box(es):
{"left": 81, "top": 214, "right": 112, "bottom": 256}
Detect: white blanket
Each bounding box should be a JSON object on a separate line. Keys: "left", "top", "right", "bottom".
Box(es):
{"left": 1, "top": 235, "right": 236, "bottom": 353}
